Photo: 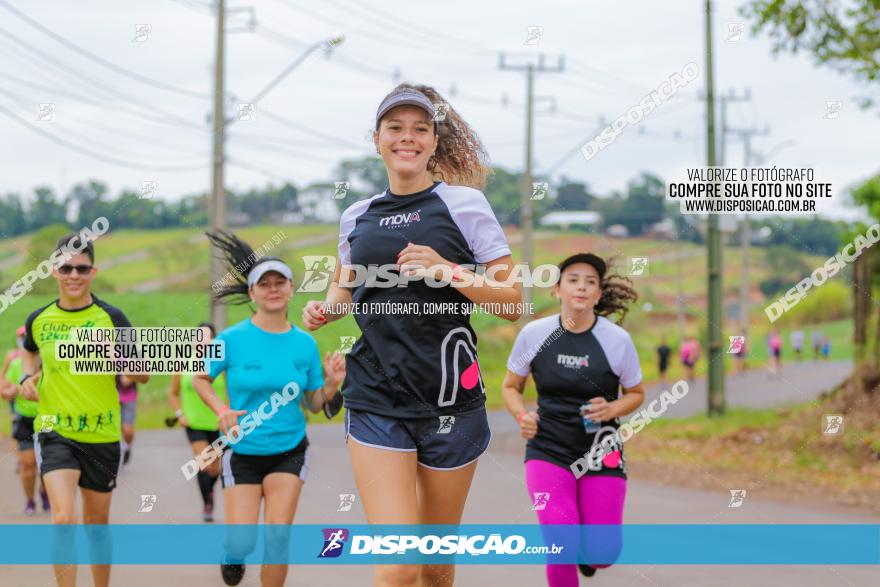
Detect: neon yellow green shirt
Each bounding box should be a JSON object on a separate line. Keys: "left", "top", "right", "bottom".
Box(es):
{"left": 24, "top": 296, "right": 132, "bottom": 443}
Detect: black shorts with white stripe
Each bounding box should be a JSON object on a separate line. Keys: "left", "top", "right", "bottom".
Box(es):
{"left": 220, "top": 436, "right": 310, "bottom": 488}
{"left": 35, "top": 431, "right": 122, "bottom": 492}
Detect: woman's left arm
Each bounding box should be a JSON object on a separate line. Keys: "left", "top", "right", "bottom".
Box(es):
{"left": 588, "top": 383, "right": 646, "bottom": 422}
{"left": 449, "top": 254, "right": 523, "bottom": 321}
{"left": 396, "top": 245, "right": 523, "bottom": 321}
{"left": 304, "top": 352, "right": 346, "bottom": 413}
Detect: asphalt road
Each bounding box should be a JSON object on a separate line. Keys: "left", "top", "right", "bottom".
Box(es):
{"left": 1, "top": 360, "right": 875, "bottom": 586}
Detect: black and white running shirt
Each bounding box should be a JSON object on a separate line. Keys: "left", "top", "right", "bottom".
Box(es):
{"left": 338, "top": 181, "right": 511, "bottom": 418}
{"left": 507, "top": 314, "right": 643, "bottom": 478}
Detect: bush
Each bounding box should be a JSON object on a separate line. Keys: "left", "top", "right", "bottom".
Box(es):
{"left": 774, "top": 280, "right": 851, "bottom": 326}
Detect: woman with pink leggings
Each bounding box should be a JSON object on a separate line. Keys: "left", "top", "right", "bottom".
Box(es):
{"left": 503, "top": 253, "right": 645, "bottom": 585}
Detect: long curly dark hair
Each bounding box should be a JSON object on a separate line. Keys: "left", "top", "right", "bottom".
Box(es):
{"left": 375, "top": 83, "right": 491, "bottom": 190}
{"left": 205, "top": 230, "right": 286, "bottom": 305}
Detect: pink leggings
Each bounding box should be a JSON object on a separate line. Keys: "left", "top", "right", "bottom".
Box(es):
{"left": 525, "top": 459, "right": 626, "bottom": 587}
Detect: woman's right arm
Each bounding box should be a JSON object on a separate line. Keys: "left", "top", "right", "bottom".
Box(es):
{"left": 502, "top": 370, "right": 538, "bottom": 439}
{"left": 302, "top": 261, "right": 354, "bottom": 331}
{"left": 194, "top": 373, "right": 242, "bottom": 433}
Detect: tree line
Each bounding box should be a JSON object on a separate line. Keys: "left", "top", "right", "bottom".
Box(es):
{"left": 0, "top": 156, "right": 851, "bottom": 258}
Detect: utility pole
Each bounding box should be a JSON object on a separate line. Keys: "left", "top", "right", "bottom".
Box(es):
{"left": 718, "top": 88, "right": 751, "bottom": 168}
{"left": 499, "top": 53, "right": 564, "bottom": 318}
{"left": 718, "top": 87, "right": 757, "bottom": 345}
{"left": 209, "top": 0, "right": 227, "bottom": 329}
{"left": 727, "top": 123, "right": 770, "bottom": 345}
{"left": 704, "top": 0, "right": 725, "bottom": 416}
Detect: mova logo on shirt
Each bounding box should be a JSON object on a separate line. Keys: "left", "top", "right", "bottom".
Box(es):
{"left": 379, "top": 210, "right": 421, "bottom": 228}
{"left": 557, "top": 354, "right": 589, "bottom": 368}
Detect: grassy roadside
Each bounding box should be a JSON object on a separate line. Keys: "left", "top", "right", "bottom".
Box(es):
{"left": 625, "top": 366, "right": 880, "bottom": 512}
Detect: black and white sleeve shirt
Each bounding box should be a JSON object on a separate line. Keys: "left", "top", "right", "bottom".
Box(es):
{"left": 507, "top": 313, "right": 643, "bottom": 478}
{"left": 338, "top": 181, "right": 511, "bottom": 418}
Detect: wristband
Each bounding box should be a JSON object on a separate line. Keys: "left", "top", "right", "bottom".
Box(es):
{"left": 18, "top": 373, "right": 32, "bottom": 386}
{"left": 451, "top": 263, "right": 463, "bottom": 282}
{"left": 175, "top": 409, "right": 184, "bottom": 418}
{"left": 216, "top": 406, "right": 230, "bottom": 417}
{"left": 516, "top": 410, "right": 526, "bottom": 425}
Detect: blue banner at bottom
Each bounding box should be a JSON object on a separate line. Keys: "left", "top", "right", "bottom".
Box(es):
{"left": 0, "top": 524, "right": 877, "bottom": 565}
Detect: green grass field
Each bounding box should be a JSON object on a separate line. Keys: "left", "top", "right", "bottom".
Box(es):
{"left": 0, "top": 289, "right": 854, "bottom": 433}
{"left": 0, "top": 223, "right": 858, "bottom": 431}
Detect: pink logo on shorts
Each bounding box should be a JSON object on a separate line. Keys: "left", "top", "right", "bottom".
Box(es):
{"left": 460, "top": 361, "right": 480, "bottom": 390}
{"left": 602, "top": 450, "right": 621, "bottom": 468}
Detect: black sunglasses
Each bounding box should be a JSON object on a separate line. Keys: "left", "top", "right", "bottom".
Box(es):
{"left": 58, "top": 264, "right": 93, "bottom": 275}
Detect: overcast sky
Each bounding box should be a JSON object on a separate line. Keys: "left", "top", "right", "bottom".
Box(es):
{"left": 0, "top": 0, "right": 876, "bottom": 220}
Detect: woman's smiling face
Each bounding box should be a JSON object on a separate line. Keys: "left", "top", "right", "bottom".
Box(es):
{"left": 374, "top": 105, "right": 438, "bottom": 177}
{"left": 249, "top": 271, "right": 291, "bottom": 313}
{"left": 555, "top": 262, "right": 602, "bottom": 313}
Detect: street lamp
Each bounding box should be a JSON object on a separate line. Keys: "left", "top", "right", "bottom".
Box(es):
{"left": 209, "top": 30, "right": 346, "bottom": 329}
{"left": 242, "top": 32, "right": 345, "bottom": 112}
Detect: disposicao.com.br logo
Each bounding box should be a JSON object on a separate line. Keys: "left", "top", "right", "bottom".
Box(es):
{"left": 317, "top": 528, "right": 561, "bottom": 558}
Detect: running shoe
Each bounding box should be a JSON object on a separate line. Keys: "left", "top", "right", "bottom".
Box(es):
{"left": 123, "top": 448, "right": 131, "bottom": 465}
{"left": 203, "top": 503, "right": 214, "bottom": 523}
{"left": 24, "top": 500, "right": 36, "bottom": 516}
{"left": 220, "top": 555, "right": 245, "bottom": 586}
{"left": 40, "top": 489, "right": 50, "bottom": 512}
{"left": 578, "top": 564, "right": 597, "bottom": 577}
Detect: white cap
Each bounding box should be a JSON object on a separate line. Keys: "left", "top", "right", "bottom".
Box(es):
{"left": 247, "top": 260, "right": 293, "bottom": 287}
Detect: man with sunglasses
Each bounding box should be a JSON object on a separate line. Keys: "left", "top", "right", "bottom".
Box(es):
{"left": 20, "top": 234, "right": 149, "bottom": 587}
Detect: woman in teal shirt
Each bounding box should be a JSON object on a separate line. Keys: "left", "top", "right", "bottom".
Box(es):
{"left": 194, "top": 232, "right": 346, "bottom": 587}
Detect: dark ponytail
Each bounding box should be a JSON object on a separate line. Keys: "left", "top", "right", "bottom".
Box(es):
{"left": 205, "top": 230, "right": 283, "bottom": 305}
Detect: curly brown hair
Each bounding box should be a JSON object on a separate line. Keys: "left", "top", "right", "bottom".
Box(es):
{"left": 596, "top": 279, "right": 639, "bottom": 325}
{"left": 375, "top": 83, "right": 491, "bottom": 190}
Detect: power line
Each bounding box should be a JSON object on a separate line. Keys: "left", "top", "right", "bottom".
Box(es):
{"left": 228, "top": 137, "right": 358, "bottom": 163}
{"left": 0, "top": 102, "right": 208, "bottom": 171}
{"left": 257, "top": 23, "right": 309, "bottom": 49}
{"left": 231, "top": 131, "right": 363, "bottom": 150}
{"left": 553, "top": 73, "right": 645, "bottom": 96}
{"left": 486, "top": 128, "right": 603, "bottom": 149}
{"left": 273, "top": 0, "right": 452, "bottom": 56}
{"left": 0, "top": 86, "right": 209, "bottom": 162}
{"left": 258, "top": 3, "right": 528, "bottom": 118}
{"left": 257, "top": 109, "right": 367, "bottom": 151}
{"left": 328, "top": 0, "right": 495, "bottom": 54}
{"left": 0, "top": 29, "right": 206, "bottom": 131}
{"left": 540, "top": 119, "right": 608, "bottom": 177}
{"left": 566, "top": 57, "right": 650, "bottom": 94}
{"left": 0, "top": 71, "right": 210, "bottom": 146}
{"left": 0, "top": 0, "right": 211, "bottom": 100}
